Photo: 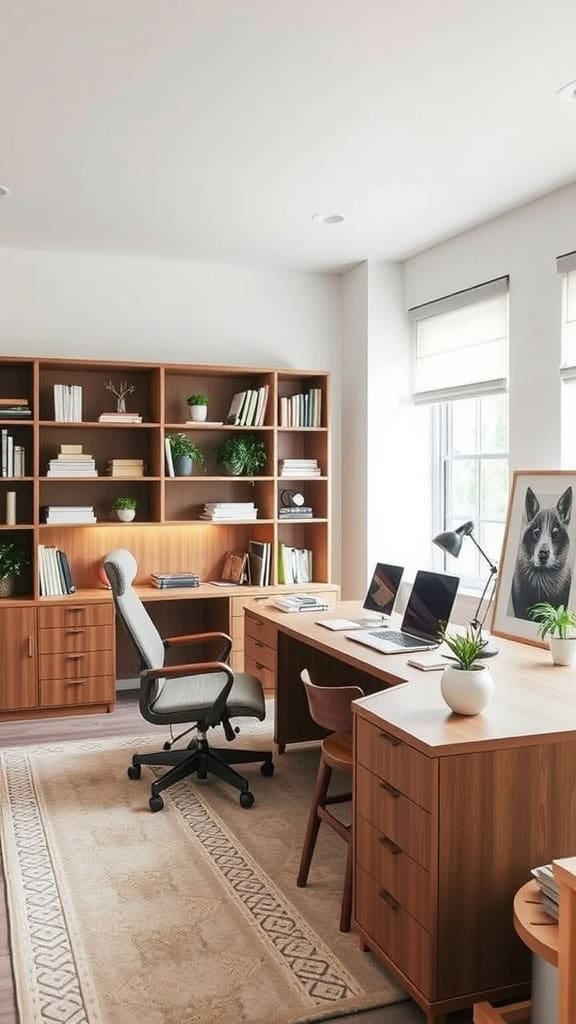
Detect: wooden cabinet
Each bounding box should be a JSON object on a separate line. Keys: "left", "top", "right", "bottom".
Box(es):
{"left": 37, "top": 599, "right": 116, "bottom": 713}
{"left": 0, "top": 606, "right": 38, "bottom": 711}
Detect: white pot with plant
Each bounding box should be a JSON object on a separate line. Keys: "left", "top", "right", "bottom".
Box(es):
{"left": 186, "top": 394, "right": 208, "bottom": 422}
{"left": 112, "top": 497, "right": 137, "bottom": 523}
{"left": 528, "top": 602, "right": 576, "bottom": 666}
{"left": 439, "top": 627, "right": 494, "bottom": 715}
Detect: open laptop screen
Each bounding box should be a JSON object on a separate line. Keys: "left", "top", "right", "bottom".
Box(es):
{"left": 401, "top": 570, "right": 459, "bottom": 642}
{"left": 363, "top": 563, "right": 404, "bottom": 616}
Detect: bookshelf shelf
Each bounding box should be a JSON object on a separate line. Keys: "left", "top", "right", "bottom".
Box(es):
{"left": 39, "top": 476, "right": 161, "bottom": 482}
{"left": 0, "top": 420, "right": 33, "bottom": 427}
{"left": 0, "top": 523, "right": 35, "bottom": 531}
{"left": 165, "top": 424, "right": 275, "bottom": 432}
{"left": 0, "top": 477, "right": 34, "bottom": 482}
{"left": 164, "top": 475, "right": 275, "bottom": 483}
{"left": 39, "top": 421, "right": 161, "bottom": 429}
{"left": 277, "top": 427, "right": 328, "bottom": 433}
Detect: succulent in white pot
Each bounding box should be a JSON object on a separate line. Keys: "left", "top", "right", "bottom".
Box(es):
{"left": 186, "top": 393, "right": 209, "bottom": 422}
{"left": 112, "top": 496, "right": 137, "bottom": 523}
{"left": 528, "top": 602, "right": 576, "bottom": 666}
{"left": 439, "top": 627, "right": 494, "bottom": 715}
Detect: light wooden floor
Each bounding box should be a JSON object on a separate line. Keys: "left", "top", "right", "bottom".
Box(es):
{"left": 0, "top": 694, "right": 472, "bottom": 1024}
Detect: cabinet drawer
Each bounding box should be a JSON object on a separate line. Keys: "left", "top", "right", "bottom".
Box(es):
{"left": 245, "top": 634, "right": 275, "bottom": 672}
{"left": 38, "top": 603, "right": 114, "bottom": 629}
{"left": 356, "top": 865, "right": 431, "bottom": 997}
{"left": 39, "top": 649, "right": 115, "bottom": 681}
{"left": 356, "top": 764, "right": 430, "bottom": 869}
{"left": 356, "top": 814, "right": 431, "bottom": 929}
{"left": 39, "top": 676, "right": 115, "bottom": 708}
{"left": 245, "top": 613, "right": 277, "bottom": 650}
{"left": 356, "top": 716, "right": 433, "bottom": 811}
{"left": 244, "top": 654, "right": 275, "bottom": 693}
{"left": 38, "top": 624, "right": 114, "bottom": 656}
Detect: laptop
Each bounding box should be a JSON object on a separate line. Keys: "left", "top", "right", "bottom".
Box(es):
{"left": 318, "top": 563, "right": 404, "bottom": 631}
{"left": 348, "top": 569, "right": 459, "bottom": 654}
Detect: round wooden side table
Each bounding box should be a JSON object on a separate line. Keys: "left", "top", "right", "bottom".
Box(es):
{"left": 514, "top": 880, "right": 559, "bottom": 1024}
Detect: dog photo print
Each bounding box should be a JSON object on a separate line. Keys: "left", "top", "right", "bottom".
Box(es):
{"left": 492, "top": 470, "right": 576, "bottom": 645}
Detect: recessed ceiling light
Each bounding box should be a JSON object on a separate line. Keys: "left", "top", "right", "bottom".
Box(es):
{"left": 0, "top": 185, "right": 10, "bottom": 198}
{"left": 311, "top": 213, "right": 345, "bottom": 225}
{"left": 558, "top": 80, "right": 576, "bottom": 102}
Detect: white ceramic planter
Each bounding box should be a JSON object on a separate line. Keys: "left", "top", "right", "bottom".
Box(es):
{"left": 115, "top": 508, "right": 136, "bottom": 523}
{"left": 549, "top": 636, "right": 576, "bottom": 666}
{"left": 440, "top": 664, "right": 494, "bottom": 715}
{"left": 187, "top": 405, "right": 207, "bottom": 422}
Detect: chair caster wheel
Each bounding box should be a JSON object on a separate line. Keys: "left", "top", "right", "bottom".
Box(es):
{"left": 127, "top": 764, "right": 141, "bottom": 780}
{"left": 260, "top": 760, "right": 275, "bottom": 777}
{"left": 149, "top": 795, "right": 164, "bottom": 812}
{"left": 162, "top": 741, "right": 171, "bottom": 751}
{"left": 239, "top": 791, "right": 254, "bottom": 809}
{"left": 197, "top": 769, "right": 207, "bottom": 780}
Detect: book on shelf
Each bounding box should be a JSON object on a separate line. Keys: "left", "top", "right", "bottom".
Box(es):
{"left": 278, "top": 543, "right": 313, "bottom": 585}
{"left": 279, "top": 388, "right": 322, "bottom": 428}
{"left": 278, "top": 507, "right": 314, "bottom": 519}
{"left": 106, "top": 458, "right": 145, "bottom": 478}
{"left": 225, "top": 386, "right": 269, "bottom": 427}
{"left": 164, "top": 438, "right": 175, "bottom": 477}
{"left": 1, "top": 430, "right": 26, "bottom": 477}
{"left": 212, "top": 550, "right": 250, "bottom": 585}
{"left": 279, "top": 458, "right": 321, "bottom": 478}
{"left": 248, "top": 540, "right": 272, "bottom": 586}
{"left": 38, "top": 545, "right": 75, "bottom": 596}
{"left": 272, "top": 595, "right": 329, "bottom": 613}
{"left": 41, "top": 505, "right": 97, "bottom": 525}
{"left": 60, "top": 443, "right": 83, "bottom": 455}
{"left": 150, "top": 572, "right": 200, "bottom": 589}
{"left": 531, "top": 864, "right": 559, "bottom": 920}
{"left": 98, "top": 412, "right": 143, "bottom": 423}
{"left": 53, "top": 384, "right": 82, "bottom": 422}
{"left": 47, "top": 449, "right": 97, "bottom": 477}
{"left": 199, "top": 502, "right": 258, "bottom": 522}
{"left": 0, "top": 396, "right": 32, "bottom": 418}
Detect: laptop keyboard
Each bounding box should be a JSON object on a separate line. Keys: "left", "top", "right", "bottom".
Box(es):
{"left": 370, "top": 629, "right": 428, "bottom": 648}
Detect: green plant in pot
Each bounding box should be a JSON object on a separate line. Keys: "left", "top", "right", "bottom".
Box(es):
{"left": 186, "top": 393, "right": 209, "bottom": 423}
{"left": 215, "top": 434, "right": 267, "bottom": 476}
{"left": 168, "top": 433, "right": 205, "bottom": 476}
{"left": 112, "top": 496, "right": 137, "bottom": 523}
{"left": 438, "top": 626, "right": 494, "bottom": 715}
{"left": 0, "top": 542, "right": 30, "bottom": 598}
{"left": 528, "top": 602, "right": 576, "bottom": 666}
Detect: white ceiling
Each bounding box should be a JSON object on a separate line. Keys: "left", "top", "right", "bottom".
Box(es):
{"left": 2, "top": 0, "right": 576, "bottom": 271}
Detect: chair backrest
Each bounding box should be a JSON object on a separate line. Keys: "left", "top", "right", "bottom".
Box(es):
{"left": 300, "top": 668, "right": 364, "bottom": 736}
{"left": 103, "top": 550, "right": 166, "bottom": 692}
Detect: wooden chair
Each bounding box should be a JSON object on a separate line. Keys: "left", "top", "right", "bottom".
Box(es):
{"left": 296, "top": 668, "right": 364, "bottom": 932}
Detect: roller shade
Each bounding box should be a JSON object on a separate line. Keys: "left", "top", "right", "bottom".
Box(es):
{"left": 409, "top": 277, "right": 509, "bottom": 404}
{"left": 557, "top": 252, "right": 576, "bottom": 378}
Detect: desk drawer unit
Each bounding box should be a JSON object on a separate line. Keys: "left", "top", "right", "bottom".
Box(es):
{"left": 356, "top": 716, "right": 433, "bottom": 811}
{"left": 38, "top": 602, "right": 114, "bottom": 629}
{"left": 38, "top": 601, "right": 116, "bottom": 711}
{"left": 356, "top": 764, "right": 430, "bottom": 869}
{"left": 244, "top": 610, "right": 277, "bottom": 694}
{"left": 39, "top": 676, "right": 115, "bottom": 708}
{"left": 356, "top": 813, "right": 431, "bottom": 929}
{"left": 38, "top": 624, "right": 113, "bottom": 656}
{"left": 39, "top": 649, "right": 115, "bottom": 682}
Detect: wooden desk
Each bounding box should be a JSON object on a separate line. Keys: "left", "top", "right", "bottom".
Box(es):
{"left": 244, "top": 600, "right": 576, "bottom": 1024}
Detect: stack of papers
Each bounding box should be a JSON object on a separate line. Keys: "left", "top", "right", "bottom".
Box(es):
{"left": 531, "top": 864, "right": 559, "bottom": 920}
{"left": 272, "top": 595, "right": 329, "bottom": 613}
{"left": 199, "top": 502, "right": 258, "bottom": 522}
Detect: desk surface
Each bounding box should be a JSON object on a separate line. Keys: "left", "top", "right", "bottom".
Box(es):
{"left": 36, "top": 582, "right": 338, "bottom": 605}
{"left": 250, "top": 599, "right": 576, "bottom": 756}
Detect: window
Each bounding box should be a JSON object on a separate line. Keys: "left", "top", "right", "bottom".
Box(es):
{"left": 558, "top": 253, "right": 576, "bottom": 465}
{"left": 433, "top": 394, "right": 509, "bottom": 585}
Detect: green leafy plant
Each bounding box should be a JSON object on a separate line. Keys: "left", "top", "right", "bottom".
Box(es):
{"left": 0, "top": 542, "right": 30, "bottom": 580}
{"left": 112, "top": 496, "right": 137, "bottom": 511}
{"left": 186, "top": 394, "right": 209, "bottom": 406}
{"left": 215, "top": 434, "right": 267, "bottom": 476}
{"left": 438, "top": 625, "right": 487, "bottom": 670}
{"left": 528, "top": 602, "right": 576, "bottom": 640}
{"left": 167, "top": 432, "right": 205, "bottom": 466}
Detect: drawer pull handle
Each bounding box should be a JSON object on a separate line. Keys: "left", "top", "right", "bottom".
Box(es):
{"left": 253, "top": 640, "right": 264, "bottom": 648}
{"left": 65, "top": 679, "right": 86, "bottom": 687}
{"left": 27, "top": 635, "right": 33, "bottom": 658}
{"left": 379, "top": 888, "right": 400, "bottom": 911}
{"left": 255, "top": 662, "right": 266, "bottom": 670}
{"left": 66, "top": 607, "right": 87, "bottom": 613}
{"left": 66, "top": 628, "right": 85, "bottom": 635}
{"left": 379, "top": 730, "right": 401, "bottom": 747}
{"left": 379, "top": 835, "right": 401, "bottom": 854}
{"left": 66, "top": 654, "right": 85, "bottom": 660}
{"left": 380, "top": 781, "right": 401, "bottom": 799}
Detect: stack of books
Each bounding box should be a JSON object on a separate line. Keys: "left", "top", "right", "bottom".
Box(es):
{"left": 0, "top": 397, "right": 32, "bottom": 419}
{"left": 38, "top": 545, "right": 75, "bottom": 596}
{"left": 531, "top": 864, "right": 559, "bottom": 920}
{"left": 106, "top": 458, "right": 145, "bottom": 478}
{"left": 150, "top": 572, "right": 200, "bottom": 589}
{"left": 279, "top": 389, "right": 322, "bottom": 428}
{"left": 279, "top": 459, "right": 321, "bottom": 478}
{"left": 279, "top": 503, "right": 313, "bottom": 519}
{"left": 272, "top": 594, "right": 329, "bottom": 613}
{"left": 199, "top": 502, "right": 258, "bottom": 522}
{"left": 47, "top": 444, "right": 97, "bottom": 477}
{"left": 225, "top": 386, "right": 269, "bottom": 426}
{"left": 1, "top": 430, "right": 26, "bottom": 476}
{"left": 248, "top": 540, "right": 272, "bottom": 585}
{"left": 99, "top": 411, "right": 143, "bottom": 424}
{"left": 53, "top": 384, "right": 82, "bottom": 422}
{"left": 41, "top": 506, "right": 97, "bottom": 525}
{"left": 278, "top": 543, "right": 313, "bottom": 584}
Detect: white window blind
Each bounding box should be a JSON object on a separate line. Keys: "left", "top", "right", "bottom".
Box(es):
{"left": 409, "top": 277, "right": 509, "bottom": 404}
{"left": 557, "top": 251, "right": 576, "bottom": 379}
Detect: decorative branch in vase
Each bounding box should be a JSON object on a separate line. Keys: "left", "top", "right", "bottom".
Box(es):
{"left": 104, "top": 380, "right": 135, "bottom": 414}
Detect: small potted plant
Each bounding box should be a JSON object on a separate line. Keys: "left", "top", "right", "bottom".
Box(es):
{"left": 215, "top": 434, "right": 267, "bottom": 476}
{"left": 528, "top": 602, "right": 576, "bottom": 666}
{"left": 112, "top": 496, "right": 137, "bottom": 523}
{"left": 438, "top": 626, "right": 494, "bottom": 715}
{"left": 168, "top": 433, "right": 205, "bottom": 476}
{"left": 186, "top": 394, "right": 209, "bottom": 423}
{"left": 0, "top": 542, "right": 30, "bottom": 598}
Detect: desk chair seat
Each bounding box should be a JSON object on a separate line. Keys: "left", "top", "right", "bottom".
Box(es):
{"left": 104, "top": 549, "right": 273, "bottom": 812}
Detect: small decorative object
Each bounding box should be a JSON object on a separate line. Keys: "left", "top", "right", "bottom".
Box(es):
{"left": 5, "top": 491, "right": 16, "bottom": 526}
{"left": 104, "top": 379, "right": 136, "bottom": 415}
{"left": 112, "top": 496, "right": 137, "bottom": 523}
{"left": 186, "top": 394, "right": 209, "bottom": 422}
{"left": 279, "top": 489, "right": 314, "bottom": 519}
{"left": 0, "top": 542, "right": 29, "bottom": 598}
{"left": 528, "top": 602, "right": 576, "bottom": 666}
{"left": 492, "top": 470, "right": 576, "bottom": 646}
{"left": 439, "top": 627, "right": 494, "bottom": 715}
{"left": 215, "top": 434, "right": 267, "bottom": 476}
{"left": 167, "top": 433, "right": 205, "bottom": 476}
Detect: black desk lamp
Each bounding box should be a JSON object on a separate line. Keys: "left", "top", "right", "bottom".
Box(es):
{"left": 432, "top": 521, "right": 498, "bottom": 657}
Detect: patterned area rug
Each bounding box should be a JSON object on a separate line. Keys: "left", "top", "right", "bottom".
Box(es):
{"left": 0, "top": 726, "right": 403, "bottom": 1024}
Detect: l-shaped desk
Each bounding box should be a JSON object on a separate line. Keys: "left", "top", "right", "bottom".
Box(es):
{"left": 244, "top": 599, "right": 576, "bottom": 1024}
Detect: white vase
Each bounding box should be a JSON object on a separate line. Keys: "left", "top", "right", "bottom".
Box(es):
{"left": 188, "top": 405, "right": 207, "bottom": 422}
{"left": 116, "top": 508, "right": 136, "bottom": 522}
{"left": 549, "top": 637, "right": 576, "bottom": 666}
{"left": 440, "top": 664, "right": 494, "bottom": 715}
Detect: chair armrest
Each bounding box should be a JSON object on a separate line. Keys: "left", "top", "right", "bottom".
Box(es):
{"left": 163, "top": 631, "right": 232, "bottom": 660}
{"left": 141, "top": 661, "right": 233, "bottom": 682}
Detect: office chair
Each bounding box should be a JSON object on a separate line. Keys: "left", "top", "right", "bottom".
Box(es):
{"left": 103, "top": 549, "right": 274, "bottom": 812}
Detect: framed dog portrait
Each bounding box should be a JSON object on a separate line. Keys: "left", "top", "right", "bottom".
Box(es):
{"left": 492, "top": 470, "right": 576, "bottom": 646}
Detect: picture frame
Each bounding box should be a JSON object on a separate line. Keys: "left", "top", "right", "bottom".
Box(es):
{"left": 491, "top": 470, "right": 576, "bottom": 646}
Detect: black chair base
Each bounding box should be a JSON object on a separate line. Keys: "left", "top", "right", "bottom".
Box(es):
{"left": 127, "top": 737, "right": 274, "bottom": 812}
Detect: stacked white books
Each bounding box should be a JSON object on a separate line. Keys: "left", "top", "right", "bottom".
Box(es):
{"left": 47, "top": 444, "right": 97, "bottom": 477}
{"left": 53, "top": 384, "right": 82, "bottom": 422}
{"left": 279, "top": 389, "right": 322, "bottom": 428}
{"left": 278, "top": 543, "right": 313, "bottom": 584}
{"left": 99, "top": 412, "right": 143, "bottom": 424}
{"left": 1, "top": 430, "right": 25, "bottom": 476}
{"left": 200, "top": 502, "right": 258, "bottom": 522}
{"left": 41, "top": 505, "right": 97, "bottom": 525}
{"left": 272, "top": 594, "right": 329, "bottom": 613}
{"left": 531, "top": 864, "right": 559, "bottom": 920}
{"left": 225, "top": 386, "right": 269, "bottom": 427}
{"left": 279, "top": 458, "right": 321, "bottom": 478}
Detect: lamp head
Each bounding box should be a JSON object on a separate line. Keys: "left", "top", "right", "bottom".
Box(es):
{"left": 433, "top": 521, "right": 475, "bottom": 558}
